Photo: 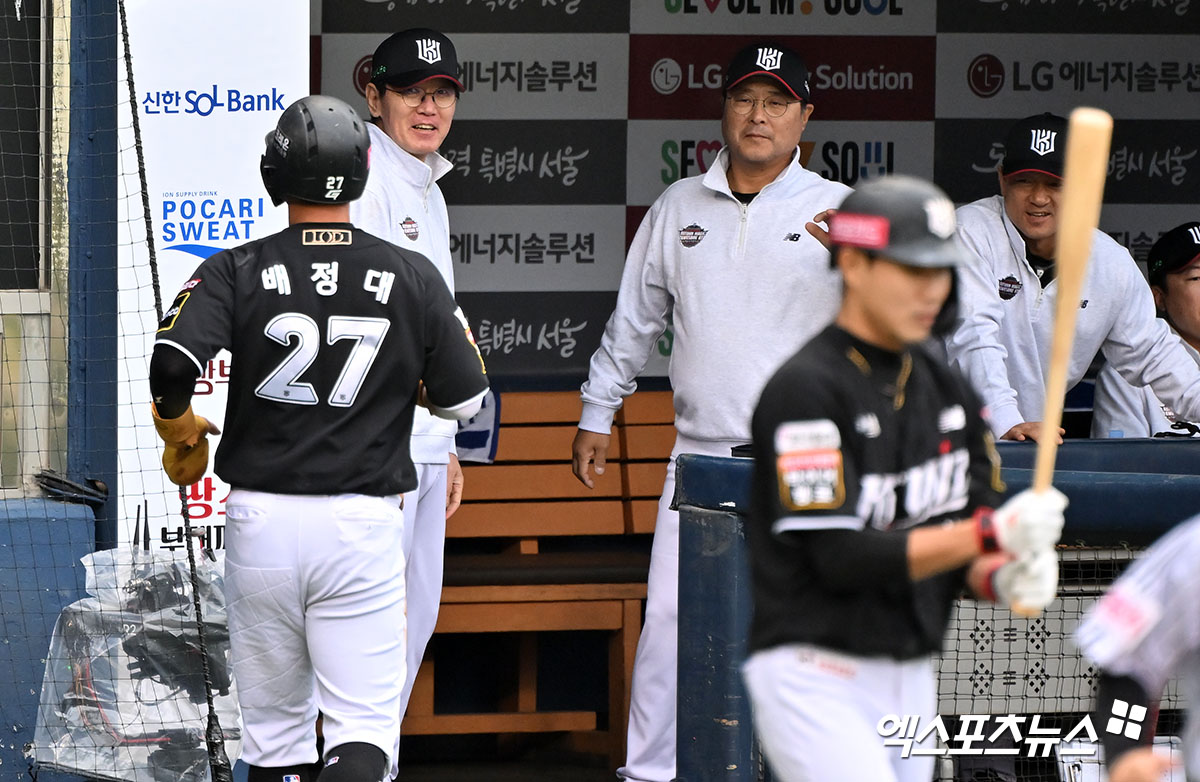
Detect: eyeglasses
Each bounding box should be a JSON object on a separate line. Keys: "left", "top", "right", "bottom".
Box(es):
{"left": 385, "top": 85, "right": 458, "bottom": 109}
{"left": 725, "top": 95, "right": 801, "bottom": 118}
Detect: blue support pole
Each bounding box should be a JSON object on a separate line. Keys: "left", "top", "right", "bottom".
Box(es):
{"left": 676, "top": 502, "right": 765, "bottom": 782}
{"left": 67, "top": 0, "right": 117, "bottom": 548}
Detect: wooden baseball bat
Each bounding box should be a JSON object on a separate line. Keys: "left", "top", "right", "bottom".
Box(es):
{"left": 1033, "top": 107, "right": 1113, "bottom": 492}
{"left": 1013, "top": 108, "right": 1112, "bottom": 618}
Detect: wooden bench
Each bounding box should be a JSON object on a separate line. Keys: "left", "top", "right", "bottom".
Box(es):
{"left": 399, "top": 390, "right": 674, "bottom": 768}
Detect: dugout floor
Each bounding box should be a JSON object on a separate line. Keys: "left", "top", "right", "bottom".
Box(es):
{"left": 395, "top": 738, "right": 613, "bottom": 781}
{"left": 400, "top": 761, "right": 612, "bottom": 781}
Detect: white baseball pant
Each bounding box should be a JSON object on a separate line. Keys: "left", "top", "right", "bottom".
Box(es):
{"left": 742, "top": 644, "right": 937, "bottom": 782}
{"left": 619, "top": 436, "right": 742, "bottom": 782}
{"left": 398, "top": 462, "right": 449, "bottom": 717}
{"left": 222, "top": 489, "right": 406, "bottom": 780}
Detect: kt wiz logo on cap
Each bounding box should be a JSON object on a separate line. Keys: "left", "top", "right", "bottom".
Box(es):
{"left": 1029, "top": 129, "right": 1057, "bottom": 157}
{"left": 756, "top": 48, "right": 783, "bottom": 71}
{"left": 416, "top": 38, "right": 441, "bottom": 65}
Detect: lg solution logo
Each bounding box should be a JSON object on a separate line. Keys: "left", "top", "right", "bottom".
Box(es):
{"left": 651, "top": 58, "right": 683, "bottom": 95}
{"left": 651, "top": 57, "right": 721, "bottom": 95}
{"left": 968, "top": 54, "right": 1005, "bottom": 98}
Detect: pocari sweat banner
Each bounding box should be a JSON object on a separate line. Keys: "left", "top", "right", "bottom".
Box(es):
{"left": 116, "top": 0, "right": 308, "bottom": 550}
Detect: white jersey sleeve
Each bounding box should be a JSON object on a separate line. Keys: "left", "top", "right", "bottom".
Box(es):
{"left": 1076, "top": 515, "right": 1200, "bottom": 695}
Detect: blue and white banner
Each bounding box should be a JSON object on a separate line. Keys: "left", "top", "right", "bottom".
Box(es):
{"left": 116, "top": 0, "right": 308, "bottom": 550}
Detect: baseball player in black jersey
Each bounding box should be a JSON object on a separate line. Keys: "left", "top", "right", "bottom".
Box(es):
{"left": 742, "top": 175, "right": 1067, "bottom": 782}
{"left": 148, "top": 95, "right": 488, "bottom": 782}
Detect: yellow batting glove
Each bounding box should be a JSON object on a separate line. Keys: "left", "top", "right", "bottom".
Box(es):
{"left": 151, "top": 403, "right": 218, "bottom": 487}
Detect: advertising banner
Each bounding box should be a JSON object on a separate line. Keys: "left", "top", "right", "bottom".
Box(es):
{"left": 117, "top": 0, "right": 309, "bottom": 550}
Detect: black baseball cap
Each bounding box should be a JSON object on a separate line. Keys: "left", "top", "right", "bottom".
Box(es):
{"left": 1001, "top": 112, "right": 1068, "bottom": 178}
{"left": 370, "top": 28, "right": 464, "bottom": 91}
{"left": 1148, "top": 221, "right": 1200, "bottom": 287}
{"left": 723, "top": 43, "right": 810, "bottom": 102}
{"left": 829, "top": 175, "right": 968, "bottom": 269}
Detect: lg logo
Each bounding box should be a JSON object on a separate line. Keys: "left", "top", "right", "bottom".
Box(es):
{"left": 651, "top": 58, "right": 683, "bottom": 95}
{"left": 651, "top": 57, "right": 721, "bottom": 95}
{"left": 968, "top": 54, "right": 1005, "bottom": 98}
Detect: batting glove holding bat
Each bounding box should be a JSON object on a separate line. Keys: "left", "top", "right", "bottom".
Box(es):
{"left": 976, "top": 487, "right": 1068, "bottom": 557}
{"left": 152, "top": 403, "right": 219, "bottom": 487}
{"left": 989, "top": 549, "right": 1060, "bottom": 614}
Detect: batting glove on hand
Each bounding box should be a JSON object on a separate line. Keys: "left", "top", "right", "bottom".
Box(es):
{"left": 151, "top": 403, "right": 218, "bottom": 487}
{"left": 991, "top": 550, "right": 1059, "bottom": 615}
{"left": 979, "top": 487, "right": 1067, "bottom": 557}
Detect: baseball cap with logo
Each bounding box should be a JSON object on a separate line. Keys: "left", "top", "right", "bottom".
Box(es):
{"left": 1000, "top": 112, "right": 1068, "bottom": 179}
{"left": 723, "top": 43, "right": 810, "bottom": 102}
{"left": 829, "top": 175, "right": 968, "bottom": 269}
{"left": 1148, "top": 221, "right": 1200, "bottom": 288}
{"left": 370, "top": 28, "right": 464, "bottom": 91}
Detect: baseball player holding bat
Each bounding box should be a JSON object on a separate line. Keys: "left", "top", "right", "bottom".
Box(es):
{"left": 149, "top": 95, "right": 488, "bottom": 782}
{"left": 742, "top": 176, "right": 1066, "bottom": 782}
{"left": 1076, "top": 514, "right": 1200, "bottom": 781}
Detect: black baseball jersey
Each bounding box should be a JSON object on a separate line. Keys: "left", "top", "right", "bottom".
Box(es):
{"left": 747, "top": 325, "right": 1003, "bottom": 659}
{"left": 155, "top": 223, "right": 488, "bottom": 496}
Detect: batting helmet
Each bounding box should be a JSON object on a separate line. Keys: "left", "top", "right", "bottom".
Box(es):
{"left": 260, "top": 95, "right": 370, "bottom": 207}
{"left": 828, "top": 175, "right": 968, "bottom": 269}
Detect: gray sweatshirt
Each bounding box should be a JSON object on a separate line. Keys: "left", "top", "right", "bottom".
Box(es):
{"left": 946, "top": 195, "right": 1200, "bottom": 438}
{"left": 579, "top": 147, "right": 850, "bottom": 443}
{"left": 1092, "top": 325, "right": 1200, "bottom": 438}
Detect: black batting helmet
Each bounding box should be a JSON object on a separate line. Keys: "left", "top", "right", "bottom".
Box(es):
{"left": 828, "top": 175, "right": 968, "bottom": 269}
{"left": 260, "top": 95, "right": 370, "bottom": 207}
{"left": 829, "top": 175, "right": 966, "bottom": 336}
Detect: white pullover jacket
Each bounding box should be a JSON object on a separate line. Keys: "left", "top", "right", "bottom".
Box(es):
{"left": 350, "top": 122, "right": 458, "bottom": 465}
{"left": 580, "top": 147, "right": 850, "bottom": 443}
{"left": 946, "top": 195, "right": 1200, "bottom": 438}
{"left": 1092, "top": 324, "right": 1200, "bottom": 438}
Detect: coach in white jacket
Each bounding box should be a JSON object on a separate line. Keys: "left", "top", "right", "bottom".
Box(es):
{"left": 571, "top": 43, "right": 850, "bottom": 782}
{"left": 1091, "top": 221, "right": 1200, "bottom": 438}
{"left": 350, "top": 28, "right": 468, "bottom": 735}
{"left": 945, "top": 113, "right": 1200, "bottom": 442}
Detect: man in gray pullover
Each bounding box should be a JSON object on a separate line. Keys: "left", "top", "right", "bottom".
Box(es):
{"left": 570, "top": 42, "right": 850, "bottom": 782}
{"left": 945, "top": 112, "right": 1200, "bottom": 443}
{"left": 1091, "top": 221, "right": 1200, "bottom": 438}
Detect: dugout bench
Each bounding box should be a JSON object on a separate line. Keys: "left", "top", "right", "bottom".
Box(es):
{"left": 399, "top": 390, "right": 674, "bottom": 768}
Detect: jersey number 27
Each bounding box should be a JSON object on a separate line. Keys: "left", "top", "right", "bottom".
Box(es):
{"left": 255, "top": 313, "right": 389, "bottom": 407}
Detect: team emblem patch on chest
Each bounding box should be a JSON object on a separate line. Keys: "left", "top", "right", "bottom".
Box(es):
{"left": 679, "top": 223, "right": 707, "bottom": 247}
{"left": 401, "top": 217, "right": 420, "bottom": 240}
{"left": 998, "top": 275, "right": 1022, "bottom": 300}
{"left": 774, "top": 419, "right": 844, "bottom": 510}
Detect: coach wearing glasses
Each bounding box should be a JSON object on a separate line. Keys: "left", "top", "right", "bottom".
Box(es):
{"left": 352, "top": 27, "right": 470, "bottom": 755}
{"left": 571, "top": 42, "right": 851, "bottom": 782}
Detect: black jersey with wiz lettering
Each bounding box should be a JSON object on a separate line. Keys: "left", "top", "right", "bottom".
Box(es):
{"left": 748, "top": 325, "right": 1003, "bottom": 659}
{"left": 155, "top": 224, "right": 488, "bottom": 496}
